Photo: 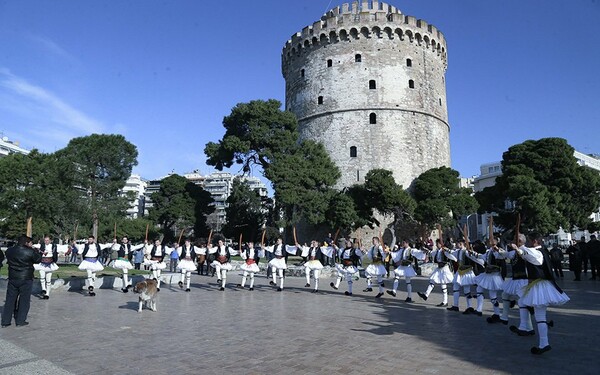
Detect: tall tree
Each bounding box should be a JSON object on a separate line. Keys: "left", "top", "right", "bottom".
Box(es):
{"left": 412, "top": 166, "right": 479, "bottom": 231}
{"left": 222, "top": 178, "right": 265, "bottom": 241}
{"left": 476, "top": 138, "right": 600, "bottom": 234}
{"left": 57, "top": 134, "right": 138, "bottom": 237}
{"left": 205, "top": 99, "right": 341, "bottom": 229}
{"left": 148, "top": 174, "right": 214, "bottom": 241}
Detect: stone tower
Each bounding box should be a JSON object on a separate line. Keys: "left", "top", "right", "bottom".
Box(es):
{"left": 282, "top": 0, "right": 451, "bottom": 190}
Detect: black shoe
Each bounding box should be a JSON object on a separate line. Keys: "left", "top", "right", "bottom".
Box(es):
{"left": 475, "top": 311, "right": 483, "bottom": 316}
{"left": 122, "top": 288, "right": 128, "bottom": 293}
{"left": 217, "top": 279, "right": 222, "bottom": 284}
{"left": 88, "top": 286, "right": 94, "bottom": 291}
{"left": 487, "top": 314, "right": 501, "bottom": 323}
{"left": 345, "top": 291, "right": 352, "bottom": 296}
{"left": 41, "top": 290, "right": 47, "bottom": 296}
{"left": 436, "top": 302, "right": 448, "bottom": 307}
{"left": 311, "top": 289, "right": 318, "bottom": 293}
{"left": 277, "top": 287, "right": 282, "bottom": 292}
{"left": 305, "top": 283, "right": 310, "bottom": 288}
{"left": 89, "top": 291, "right": 96, "bottom": 296}
{"left": 330, "top": 282, "right": 338, "bottom": 290}
{"left": 249, "top": 287, "right": 254, "bottom": 291}
{"left": 42, "top": 295, "right": 50, "bottom": 300}
{"left": 375, "top": 292, "right": 384, "bottom": 298}
{"left": 269, "top": 281, "right": 276, "bottom": 286}
{"left": 463, "top": 307, "right": 475, "bottom": 315}
{"left": 405, "top": 297, "right": 413, "bottom": 303}
{"left": 447, "top": 306, "right": 459, "bottom": 312}
{"left": 574, "top": 278, "right": 581, "bottom": 281}
{"left": 219, "top": 287, "right": 225, "bottom": 291}
{"left": 531, "top": 345, "right": 551, "bottom": 355}
{"left": 510, "top": 300, "right": 516, "bottom": 308}
{"left": 386, "top": 290, "right": 397, "bottom": 297}
{"left": 185, "top": 288, "right": 191, "bottom": 292}
{"left": 500, "top": 319, "right": 508, "bottom": 325}
{"left": 363, "top": 287, "right": 373, "bottom": 292}
{"left": 15, "top": 322, "right": 29, "bottom": 327}
{"left": 417, "top": 292, "right": 428, "bottom": 301}
{"left": 178, "top": 281, "right": 183, "bottom": 289}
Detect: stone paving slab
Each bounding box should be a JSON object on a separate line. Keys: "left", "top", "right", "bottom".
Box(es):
{"left": 0, "top": 270, "right": 598, "bottom": 374}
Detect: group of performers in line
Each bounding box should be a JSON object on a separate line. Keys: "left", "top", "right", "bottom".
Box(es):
{"left": 32, "top": 230, "right": 568, "bottom": 355}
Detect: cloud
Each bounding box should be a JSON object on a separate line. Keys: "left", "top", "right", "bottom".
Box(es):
{"left": 26, "top": 34, "right": 78, "bottom": 64}
{"left": 0, "top": 69, "right": 106, "bottom": 151}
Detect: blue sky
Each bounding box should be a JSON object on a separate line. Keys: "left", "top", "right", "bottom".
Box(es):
{"left": 1, "top": 0, "right": 599, "bottom": 184}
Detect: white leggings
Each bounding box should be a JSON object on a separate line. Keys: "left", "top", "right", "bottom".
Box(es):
{"left": 305, "top": 269, "right": 320, "bottom": 290}
{"left": 39, "top": 271, "right": 52, "bottom": 295}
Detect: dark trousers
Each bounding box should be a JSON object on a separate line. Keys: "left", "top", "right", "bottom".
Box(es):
{"left": 2, "top": 279, "right": 33, "bottom": 326}
{"left": 590, "top": 257, "right": 600, "bottom": 279}
{"left": 551, "top": 260, "right": 564, "bottom": 278}
{"left": 134, "top": 263, "right": 141, "bottom": 270}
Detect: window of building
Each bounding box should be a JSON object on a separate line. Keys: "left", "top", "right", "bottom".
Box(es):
{"left": 406, "top": 58, "right": 412, "bottom": 67}
{"left": 357, "top": 170, "right": 360, "bottom": 182}
{"left": 355, "top": 54, "right": 362, "bottom": 62}
{"left": 301, "top": 69, "right": 305, "bottom": 77}
{"left": 318, "top": 96, "right": 323, "bottom": 105}
{"left": 327, "top": 59, "right": 333, "bottom": 67}
{"left": 439, "top": 98, "right": 442, "bottom": 106}
{"left": 409, "top": 79, "right": 415, "bottom": 89}
{"left": 350, "top": 146, "right": 357, "bottom": 157}
{"left": 369, "top": 113, "right": 377, "bottom": 124}
{"left": 369, "top": 80, "right": 376, "bottom": 89}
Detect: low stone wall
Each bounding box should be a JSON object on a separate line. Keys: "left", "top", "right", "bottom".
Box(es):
{"left": 0, "top": 260, "right": 436, "bottom": 293}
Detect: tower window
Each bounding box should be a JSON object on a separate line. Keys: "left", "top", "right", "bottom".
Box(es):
{"left": 409, "top": 79, "right": 415, "bottom": 89}
{"left": 439, "top": 98, "right": 442, "bottom": 106}
{"left": 318, "top": 96, "right": 323, "bottom": 105}
{"left": 369, "top": 113, "right": 377, "bottom": 124}
{"left": 369, "top": 80, "right": 376, "bottom": 89}
{"left": 350, "top": 146, "right": 357, "bottom": 158}
{"left": 357, "top": 170, "right": 360, "bottom": 182}
{"left": 355, "top": 54, "right": 362, "bottom": 62}
{"left": 301, "top": 69, "right": 305, "bottom": 77}
{"left": 406, "top": 58, "right": 412, "bottom": 67}
{"left": 327, "top": 59, "right": 333, "bottom": 67}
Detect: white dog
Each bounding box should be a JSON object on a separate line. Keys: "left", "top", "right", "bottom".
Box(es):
{"left": 133, "top": 279, "right": 158, "bottom": 312}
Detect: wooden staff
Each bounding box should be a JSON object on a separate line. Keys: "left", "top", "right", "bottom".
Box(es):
{"left": 207, "top": 229, "right": 213, "bottom": 245}
{"left": 333, "top": 228, "right": 340, "bottom": 244}
{"left": 436, "top": 224, "right": 443, "bottom": 245}
{"left": 177, "top": 229, "right": 184, "bottom": 245}
{"left": 260, "top": 229, "right": 266, "bottom": 248}
{"left": 488, "top": 216, "right": 494, "bottom": 246}
{"left": 514, "top": 213, "right": 521, "bottom": 245}
{"left": 293, "top": 226, "right": 298, "bottom": 245}
{"left": 145, "top": 223, "right": 149, "bottom": 242}
{"left": 26, "top": 217, "right": 32, "bottom": 237}
{"left": 114, "top": 222, "right": 117, "bottom": 239}
{"left": 239, "top": 232, "right": 243, "bottom": 253}
{"left": 73, "top": 223, "right": 79, "bottom": 242}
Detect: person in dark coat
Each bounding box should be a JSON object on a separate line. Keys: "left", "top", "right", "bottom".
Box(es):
{"left": 566, "top": 240, "right": 583, "bottom": 281}
{"left": 587, "top": 235, "right": 600, "bottom": 280}
{"left": 1, "top": 236, "right": 42, "bottom": 328}
{"left": 549, "top": 245, "right": 564, "bottom": 278}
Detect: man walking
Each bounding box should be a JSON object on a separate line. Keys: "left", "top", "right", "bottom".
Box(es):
{"left": 1, "top": 236, "right": 42, "bottom": 328}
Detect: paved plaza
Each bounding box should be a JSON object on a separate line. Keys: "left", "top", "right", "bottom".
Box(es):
{"left": 0, "top": 270, "right": 599, "bottom": 375}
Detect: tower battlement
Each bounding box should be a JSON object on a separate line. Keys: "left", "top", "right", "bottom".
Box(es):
{"left": 282, "top": 0, "right": 447, "bottom": 73}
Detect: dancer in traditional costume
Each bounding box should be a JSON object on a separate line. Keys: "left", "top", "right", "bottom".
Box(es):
{"left": 34, "top": 236, "right": 59, "bottom": 299}
{"left": 211, "top": 239, "right": 233, "bottom": 291}
{"left": 146, "top": 239, "right": 169, "bottom": 291}
{"left": 297, "top": 240, "right": 324, "bottom": 293}
{"left": 445, "top": 239, "right": 477, "bottom": 312}
{"left": 238, "top": 242, "right": 260, "bottom": 291}
{"left": 265, "top": 238, "right": 288, "bottom": 291}
{"left": 364, "top": 237, "right": 386, "bottom": 298}
{"left": 78, "top": 236, "right": 104, "bottom": 296}
{"left": 387, "top": 241, "right": 425, "bottom": 302}
{"left": 418, "top": 239, "right": 454, "bottom": 307}
{"left": 177, "top": 239, "right": 197, "bottom": 292}
{"left": 498, "top": 233, "right": 534, "bottom": 334}
{"left": 471, "top": 238, "right": 504, "bottom": 317}
{"left": 111, "top": 236, "right": 143, "bottom": 293}
{"left": 330, "top": 240, "right": 360, "bottom": 296}
{"left": 514, "top": 232, "right": 569, "bottom": 354}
